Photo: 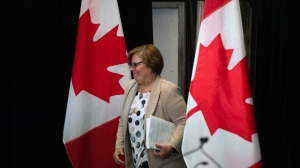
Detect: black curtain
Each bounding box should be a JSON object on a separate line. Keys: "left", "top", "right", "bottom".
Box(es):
{"left": 11, "top": 0, "right": 81, "bottom": 167}
{"left": 118, "top": 0, "right": 153, "bottom": 51}
{"left": 247, "top": 0, "right": 289, "bottom": 167}
{"left": 11, "top": 0, "right": 289, "bottom": 167}
{"left": 185, "top": 0, "right": 197, "bottom": 99}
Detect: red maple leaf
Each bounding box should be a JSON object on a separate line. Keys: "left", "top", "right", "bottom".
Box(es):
{"left": 71, "top": 10, "right": 128, "bottom": 103}
{"left": 187, "top": 34, "right": 256, "bottom": 142}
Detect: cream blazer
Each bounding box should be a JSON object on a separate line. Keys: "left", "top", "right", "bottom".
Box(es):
{"left": 115, "top": 76, "right": 187, "bottom": 168}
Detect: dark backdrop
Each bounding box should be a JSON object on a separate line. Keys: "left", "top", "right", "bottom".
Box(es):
{"left": 11, "top": 0, "right": 289, "bottom": 167}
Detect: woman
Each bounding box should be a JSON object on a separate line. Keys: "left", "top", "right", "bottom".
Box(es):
{"left": 113, "top": 44, "right": 187, "bottom": 168}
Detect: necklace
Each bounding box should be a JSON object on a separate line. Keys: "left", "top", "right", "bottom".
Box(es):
{"left": 139, "top": 76, "right": 156, "bottom": 91}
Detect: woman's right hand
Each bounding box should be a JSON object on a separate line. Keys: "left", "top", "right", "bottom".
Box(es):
{"left": 113, "top": 147, "right": 125, "bottom": 165}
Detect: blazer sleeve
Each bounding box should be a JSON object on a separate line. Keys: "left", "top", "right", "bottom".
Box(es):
{"left": 161, "top": 82, "right": 187, "bottom": 154}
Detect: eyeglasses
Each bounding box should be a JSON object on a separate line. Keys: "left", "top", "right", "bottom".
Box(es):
{"left": 128, "top": 61, "right": 144, "bottom": 69}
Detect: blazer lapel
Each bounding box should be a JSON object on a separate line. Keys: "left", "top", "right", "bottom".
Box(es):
{"left": 122, "top": 81, "right": 139, "bottom": 131}
{"left": 145, "top": 76, "right": 162, "bottom": 118}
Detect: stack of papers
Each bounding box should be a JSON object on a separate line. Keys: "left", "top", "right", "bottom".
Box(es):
{"left": 146, "top": 115, "right": 175, "bottom": 150}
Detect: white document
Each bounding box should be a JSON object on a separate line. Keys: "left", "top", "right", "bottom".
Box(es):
{"left": 146, "top": 115, "right": 175, "bottom": 150}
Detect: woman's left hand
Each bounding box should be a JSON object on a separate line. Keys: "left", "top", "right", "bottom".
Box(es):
{"left": 153, "top": 144, "right": 174, "bottom": 159}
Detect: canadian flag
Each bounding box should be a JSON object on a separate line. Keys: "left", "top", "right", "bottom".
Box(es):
{"left": 182, "top": 0, "right": 262, "bottom": 167}
{"left": 62, "top": 0, "right": 130, "bottom": 167}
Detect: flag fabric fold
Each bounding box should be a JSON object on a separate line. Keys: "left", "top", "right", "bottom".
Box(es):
{"left": 63, "top": 0, "right": 131, "bottom": 167}
{"left": 182, "top": 0, "right": 262, "bottom": 167}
